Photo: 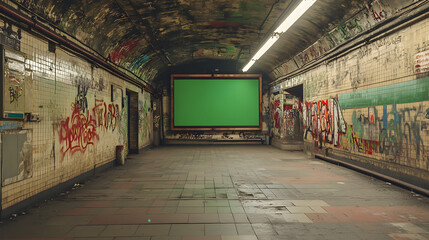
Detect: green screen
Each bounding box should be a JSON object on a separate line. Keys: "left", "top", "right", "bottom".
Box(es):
{"left": 174, "top": 79, "right": 260, "bottom": 127}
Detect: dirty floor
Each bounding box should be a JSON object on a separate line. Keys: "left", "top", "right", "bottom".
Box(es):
{"left": 0, "top": 145, "right": 428, "bottom": 240}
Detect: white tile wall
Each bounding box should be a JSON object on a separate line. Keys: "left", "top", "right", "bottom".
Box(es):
{"left": 1, "top": 20, "right": 153, "bottom": 209}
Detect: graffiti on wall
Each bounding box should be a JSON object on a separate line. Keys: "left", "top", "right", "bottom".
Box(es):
{"left": 270, "top": 94, "right": 303, "bottom": 140}
{"left": 176, "top": 131, "right": 212, "bottom": 140}
{"left": 336, "top": 108, "right": 380, "bottom": 155}
{"left": 58, "top": 103, "right": 98, "bottom": 160}
{"left": 93, "top": 77, "right": 106, "bottom": 92}
{"left": 342, "top": 104, "right": 427, "bottom": 164}
{"left": 93, "top": 99, "right": 120, "bottom": 131}
{"left": 9, "top": 86, "right": 22, "bottom": 103}
{"left": 270, "top": 99, "right": 282, "bottom": 136}
{"left": 109, "top": 39, "right": 140, "bottom": 63}
{"left": 303, "top": 98, "right": 347, "bottom": 148}
{"left": 129, "top": 55, "right": 150, "bottom": 73}
{"left": 415, "top": 50, "right": 429, "bottom": 73}
{"left": 379, "top": 105, "right": 425, "bottom": 163}
{"left": 59, "top": 98, "right": 122, "bottom": 160}
{"left": 284, "top": 107, "right": 300, "bottom": 139}
{"left": 0, "top": 121, "right": 22, "bottom": 131}
{"left": 304, "top": 98, "right": 428, "bottom": 168}
{"left": 271, "top": 1, "right": 393, "bottom": 79}
{"left": 4, "top": 57, "right": 26, "bottom": 113}
{"left": 74, "top": 75, "right": 90, "bottom": 112}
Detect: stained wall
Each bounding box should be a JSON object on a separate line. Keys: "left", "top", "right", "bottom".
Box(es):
{"left": 271, "top": 16, "right": 429, "bottom": 185}
{"left": 0, "top": 19, "right": 153, "bottom": 210}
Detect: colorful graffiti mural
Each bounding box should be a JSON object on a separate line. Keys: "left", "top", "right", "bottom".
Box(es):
{"left": 304, "top": 97, "right": 428, "bottom": 168}
{"left": 270, "top": 94, "right": 303, "bottom": 140}
{"left": 303, "top": 98, "right": 347, "bottom": 147}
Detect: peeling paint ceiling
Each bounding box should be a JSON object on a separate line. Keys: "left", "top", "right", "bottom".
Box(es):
{"left": 14, "top": 0, "right": 375, "bottom": 83}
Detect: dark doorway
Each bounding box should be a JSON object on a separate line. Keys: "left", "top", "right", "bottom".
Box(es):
{"left": 285, "top": 84, "right": 303, "bottom": 100}
{"left": 126, "top": 89, "right": 139, "bottom": 153}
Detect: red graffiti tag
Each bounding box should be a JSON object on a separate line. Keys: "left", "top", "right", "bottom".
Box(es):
{"left": 93, "top": 99, "right": 119, "bottom": 131}
{"left": 273, "top": 100, "right": 281, "bottom": 129}
{"left": 110, "top": 39, "right": 140, "bottom": 63}
{"left": 59, "top": 103, "right": 99, "bottom": 160}
{"left": 274, "top": 111, "right": 280, "bottom": 129}
{"left": 304, "top": 98, "right": 346, "bottom": 147}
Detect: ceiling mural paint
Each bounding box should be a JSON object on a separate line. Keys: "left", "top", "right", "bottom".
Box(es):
{"left": 12, "top": 0, "right": 411, "bottom": 83}
{"left": 13, "top": 0, "right": 294, "bottom": 82}
{"left": 129, "top": 55, "right": 151, "bottom": 73}
{"left": 109, "top": 39, "right": 141, "bottom": 63}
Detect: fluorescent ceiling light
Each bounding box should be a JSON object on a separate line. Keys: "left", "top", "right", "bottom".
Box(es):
{"left": 242, "top": 35, "right": 280, "bottom": 72}
{"left": 242, "top": 0, "right": 317, "bottom": 72}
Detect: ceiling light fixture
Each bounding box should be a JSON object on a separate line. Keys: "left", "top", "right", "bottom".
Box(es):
{"left": 242, "top": 0, "right": 317, "bottom": 72}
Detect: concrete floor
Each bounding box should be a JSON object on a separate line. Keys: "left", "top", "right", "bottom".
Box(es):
{"left": 0, "top": 145, "right": 428, "bottom": 240}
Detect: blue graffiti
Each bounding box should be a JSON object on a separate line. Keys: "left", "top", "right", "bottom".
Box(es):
{"left": 129, "top": 55, "right": 150, "bottom": 72}
{"left": 426, "top": 108, "right": 429, "bottom": 119}
{"left": 0, "top": 122, "right": 21, "bottom": 131}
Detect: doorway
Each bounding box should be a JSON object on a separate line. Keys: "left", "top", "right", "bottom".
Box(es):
{"left": 126, "top": 90, "right": 139, "bottom": 153}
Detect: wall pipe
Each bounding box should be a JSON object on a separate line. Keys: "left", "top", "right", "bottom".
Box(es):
{"left": 0, "top": 3, "right": 154, "bottom": 94}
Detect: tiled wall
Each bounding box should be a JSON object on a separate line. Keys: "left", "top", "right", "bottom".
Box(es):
{"left": 0, "top": 19, "right": 153, "bottom": 210}
{"left": 272, "top": 17, "right": 429, "bottom": 182}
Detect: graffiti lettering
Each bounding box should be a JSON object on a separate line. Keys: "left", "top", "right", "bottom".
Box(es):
{"left": 379, "top": 105, "right": 426, "bottom": 162}
{"left": 271, "top": 94, "right": 303, "bottom": 140}
{"left": 371, "top": 3, "right": 387, "bottom": 22}
{"left": 305, "top": 98, "right": 428, "bottom": 165}
{"left": 93, "top": 99, "right": 119, "bottom": 131}
{"left": 75, "top": 80, "right": 89, "bottom": 112}
{"left": 9, "top": 86, "right": 22, "bottom": 103}
{"left": 303, "top": 98, "right": 346, "bottom": 147}
{"left": 93, "top": 77, "right": 105, "bottom": 92}
{"left": 58, "top": 103, "right": 98, "bottom": 160}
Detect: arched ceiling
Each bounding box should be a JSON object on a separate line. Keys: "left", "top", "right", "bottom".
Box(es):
{"left": 15, "top": 0, "right": 367, "bottom": 83}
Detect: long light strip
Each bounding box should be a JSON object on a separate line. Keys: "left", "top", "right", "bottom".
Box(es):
{"left": 242, "top": 0, "right": 317, "bottom": 72}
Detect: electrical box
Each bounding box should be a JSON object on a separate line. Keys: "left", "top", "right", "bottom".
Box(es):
{"left": 0, "top": 45, "right": 26, "bottom": 120}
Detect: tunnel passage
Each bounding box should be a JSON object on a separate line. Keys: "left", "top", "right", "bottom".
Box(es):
{"left": 0, "top": 0, "right": 427, "bottom": 230}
